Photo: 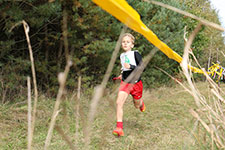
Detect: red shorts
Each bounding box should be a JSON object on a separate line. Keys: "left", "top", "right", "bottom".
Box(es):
{"left": 119, "top": 80, "right": 143, "bottom": 99}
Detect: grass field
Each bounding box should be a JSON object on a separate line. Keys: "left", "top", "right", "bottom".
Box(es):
{"left": 0, "top": 81, "right": 223, "bottom": 150}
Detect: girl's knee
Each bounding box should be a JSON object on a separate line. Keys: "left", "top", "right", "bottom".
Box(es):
{"left": 116, "top": 99, "right": 123, "bottom": 106}
{"left": 116, "top": 91, "right": 128, "bottom": 108}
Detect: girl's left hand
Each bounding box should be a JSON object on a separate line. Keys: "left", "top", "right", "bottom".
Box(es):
{"left": 124, "top": 63, "right": 130, "bottom": 69}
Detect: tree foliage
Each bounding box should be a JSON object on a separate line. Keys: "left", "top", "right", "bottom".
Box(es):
{"left": 180, "top": 0, "right": 225, "bottom": 66}
{"left": 0, "top": 0, "right": 224, "bottom": 102}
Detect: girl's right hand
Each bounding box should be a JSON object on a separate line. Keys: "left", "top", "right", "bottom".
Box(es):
{"left": 112, "top": 75, "right": 122, "bottom": 80}
{"left": 118, "top": 75, "right": 122, "bottom": 80}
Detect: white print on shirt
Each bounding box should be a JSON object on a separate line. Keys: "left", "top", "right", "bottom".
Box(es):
{"left": 120, "top": 51, "right": 137, "bottom": 71}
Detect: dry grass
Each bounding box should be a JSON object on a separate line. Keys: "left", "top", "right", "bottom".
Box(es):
{"left": 180, "top": 17, "right": 225, "bottom": 149}
{"left": 1, "top": 82, "right": 221, "bottom": 150}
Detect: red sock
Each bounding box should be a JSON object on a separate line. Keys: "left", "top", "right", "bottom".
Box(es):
{"left": 117, "top": 122, "right": 123, "bottom": 129}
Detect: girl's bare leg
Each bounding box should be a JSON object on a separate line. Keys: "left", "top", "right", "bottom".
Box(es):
{"left": 116, "top": 91, "right": 129, "bottom": 122}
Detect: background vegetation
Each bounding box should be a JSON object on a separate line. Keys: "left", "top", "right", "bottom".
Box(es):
{"left": 1, "top": 0, "right": 224, "bottom": 102}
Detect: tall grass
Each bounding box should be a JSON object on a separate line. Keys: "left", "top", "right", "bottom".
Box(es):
{"left": 180, "top": 21, "right": 225, "bottom": 149}
{"left": 2, "top": 81, "right": 224, "bottom": 149}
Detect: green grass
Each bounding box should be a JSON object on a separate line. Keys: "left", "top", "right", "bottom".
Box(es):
{"left": 0, "top": 82, "right": 221, "bottom": 150}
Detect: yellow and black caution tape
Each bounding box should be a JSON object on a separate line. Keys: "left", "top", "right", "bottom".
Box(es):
{"left": 208, "top": 63, "right": 225, "bottom": 82}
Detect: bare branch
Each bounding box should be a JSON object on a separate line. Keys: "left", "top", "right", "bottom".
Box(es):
{"left": 27, "top": 77, "right": 32, "bottom": 150}
{"left": 55, "top": 125, "right": 77, "bottom": 150}
{"left": 44, "top": 60, "right": 72, "bottom": 150}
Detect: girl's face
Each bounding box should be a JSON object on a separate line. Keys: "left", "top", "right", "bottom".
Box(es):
{"left": 121, "top": 36, "right": 134, "bottom": 52}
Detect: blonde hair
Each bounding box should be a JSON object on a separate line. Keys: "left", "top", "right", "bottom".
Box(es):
{"left": 121, "top": 33, "right": 135, "bottom": 44}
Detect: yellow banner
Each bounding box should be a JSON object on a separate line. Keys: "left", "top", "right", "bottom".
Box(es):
{"left": 92, "top": 0, "right": 204, "bottom": 73}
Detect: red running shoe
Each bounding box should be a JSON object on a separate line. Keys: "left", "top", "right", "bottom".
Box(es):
{"left": 112, "top": 127, "right": 124, "bottom": 137}
{"left": 140, "top": 100, "right": 145, "bottom": 112}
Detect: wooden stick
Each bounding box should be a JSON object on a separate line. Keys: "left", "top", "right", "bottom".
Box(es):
{"left": 44, "top": 60, "right": 72, "bottom": 150}
{"left": 27, "top": 77, "right": 32, "bottom": 150}
{"left": 75, "top": 76, "right": 81, "bottom": 144}
{"left": 10, "top": 20, "right": 39, "bottom": 149}
{"left": 22, "top": 21, "right": 39, "bottom": 147}
{"left": 55, "top": 125, "right": 77, "bottom": 150}
{"left": 84, "top": 25, "right": 127, "bottom": 148}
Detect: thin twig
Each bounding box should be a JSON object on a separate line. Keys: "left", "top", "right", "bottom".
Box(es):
{"left": 10, "top": 20, "right": 38, "bottom": 148}
{"left": 22, "top": 21, "right": 39, "bottom": 146}
{"left": 55, "top": 125, "right": 77, "bottom": 150}
{"left": 44, "top": 60, "right": 72, "bottom": 150}
{"left": 75, "top": 76, "right": 81, "bottom": 144}
{"left": 84, "top": 25, "right": 127, "bottom": 148}
{"left": 62, "top": 8, "right": 69, "bottom": 62}
{"left": 190, "top": 109, "right": 211, "bottom": 133}
{"left": 181, "top": 23, "right": 202, "bottom": 107}
{"left": 156, "top": 66, "right": 192, "bottom": 95}
{"left": 27, "top": 77, "right": 32, "bottom": 150}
